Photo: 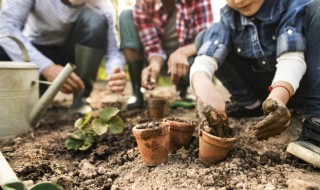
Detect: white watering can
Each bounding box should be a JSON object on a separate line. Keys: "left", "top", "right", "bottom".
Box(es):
{"left": 0, "top": 36, "right": 75, "bottom": 140}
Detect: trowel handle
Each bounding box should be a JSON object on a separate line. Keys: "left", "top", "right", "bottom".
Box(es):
{"left": 0, "top": 151, "right": 19, "bottom": 185}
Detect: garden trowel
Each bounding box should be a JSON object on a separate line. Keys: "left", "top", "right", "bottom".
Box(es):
{"left": 0, "top": 151, "right": 63, "bottom": 190}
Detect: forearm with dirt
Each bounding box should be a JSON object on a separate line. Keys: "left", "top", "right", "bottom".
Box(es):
{"left": 192, "top": 72, "right": 231, "bottom": 137}
{"left": 191, "top": 71, "right": 226, "bottom": 115}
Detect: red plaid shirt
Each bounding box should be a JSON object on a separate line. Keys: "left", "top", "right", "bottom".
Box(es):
{"left": 133, "top": 0, "right": 213, "bottom": 60}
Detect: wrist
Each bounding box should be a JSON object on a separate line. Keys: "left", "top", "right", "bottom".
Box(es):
{"left": 149, "top": 56, "right": 165, "bottom": 68}
{"left": 268, "top": 83, "right": 293, "bottom": 104}
{"left": 177, "top": 44, "right": 196, "bottom": 57}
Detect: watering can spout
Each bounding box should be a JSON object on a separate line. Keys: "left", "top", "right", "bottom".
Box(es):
{"left": 29, "top": 63, "right": 76, "bottom": 127}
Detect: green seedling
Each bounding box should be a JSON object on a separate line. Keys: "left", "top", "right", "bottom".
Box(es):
{"left": 65, "top": 107, "right": 124, "bottom": 151}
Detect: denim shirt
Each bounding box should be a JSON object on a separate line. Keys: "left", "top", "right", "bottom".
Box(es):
{"left": 198, "top": 0, "right": 311, "bottom": 72}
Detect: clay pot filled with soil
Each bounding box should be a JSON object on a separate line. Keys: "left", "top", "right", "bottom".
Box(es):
{"left": 132, "top": 122, "right": 170, "bottom": 166}
{"left": 196, "top": 101, "right": 238, "bottom": 166}
{"left": 164, "top": 118, "right": 196, "bottom": 153}
{"left": 147, "top": 96, "right": 169, "bottom": 119}
{"left": 199, "top": 130, "right": 237, "bottom": 166}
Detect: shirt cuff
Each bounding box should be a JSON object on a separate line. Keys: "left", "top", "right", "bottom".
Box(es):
{"left": 105, "top": 56, "right": 125, "bottom": 75}
{"left": 148, "top": 52, "right": 167, "bottom": 62}
{"left": 190, "top": 55, "right": 218, "bottom": 92}
{"left": 272, "top": 52, "right": 306, "bottom": 93}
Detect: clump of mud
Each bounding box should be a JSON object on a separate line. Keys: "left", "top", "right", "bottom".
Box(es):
{"left": 196, "top": 100, "right": 234, "bottom": 138}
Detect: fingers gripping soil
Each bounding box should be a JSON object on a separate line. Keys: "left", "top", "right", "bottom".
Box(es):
{"left": 254, "top": 99, "right": 291, "bottom": 140}
{"left": 196, "top": 99, "right": 231, "bottom": 138}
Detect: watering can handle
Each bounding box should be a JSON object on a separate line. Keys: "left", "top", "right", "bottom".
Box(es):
{"left": 29, "top": 63, "right": 76, "bottom": 127}
{"left": 0, "top": 36, "right": 31, "bottom": 62}
{"left": 0, "top": 151, "right": 24, "bottom": 190}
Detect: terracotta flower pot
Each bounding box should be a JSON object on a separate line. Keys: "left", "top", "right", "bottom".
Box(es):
{"left": 164, "top": 118, "right": 196, "bottom": 153}
{"left": 147, "top": 97, "right": 168, "bottom": 119}
{"left": 199, "top": 130, "right": 238, "bottom": 166}
{"left": 132, "top": 122, "right": 170, "bottom": 166}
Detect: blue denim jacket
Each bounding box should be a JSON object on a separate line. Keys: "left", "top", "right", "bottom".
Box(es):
{"left": 199, "top": 0, "right": 311, "bottom": 71}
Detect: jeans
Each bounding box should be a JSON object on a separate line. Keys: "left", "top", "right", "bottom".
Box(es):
{"left": 214, "top": 0, "right": 320, "bottom": 118}
{"left": 0, "top": 6, "right": 107, "bottom": 96}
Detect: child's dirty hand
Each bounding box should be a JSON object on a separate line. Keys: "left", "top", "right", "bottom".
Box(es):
{"left": 196, "top": 98, "right": 229, "bottom": 137}
{"left": 253, "top": 98, "right": 291, "bottom": 140}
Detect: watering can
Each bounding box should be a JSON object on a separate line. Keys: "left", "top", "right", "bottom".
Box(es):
{"left": 0, "top": 36, "right": 75, "bottom": 140}
{"left": 0, "top": 151, "right": 63, "bottom": 190}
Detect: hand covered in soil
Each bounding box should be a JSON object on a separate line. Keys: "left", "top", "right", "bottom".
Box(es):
{"left": 42, "top": 64, "right": 84, "bottom": 94}
{"left": 253, "top": 98, "right": 291, "bottom": 140}
{"left": 196, "top": 98, "right": 230, "bottom": 137}
{"left": 167, "top": 49, "right": 189, "bottom": 84}
{"left": 107, "top": 67, "right": 126, "bottom": 95}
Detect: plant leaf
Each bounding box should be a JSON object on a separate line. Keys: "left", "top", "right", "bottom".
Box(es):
{"left": 107, "top": 115, "right": 124, "bottom": 134}
{"left": 83, "top": 112, "right": 92, "bottom": 125}
{"left": 92, "top": 118, "right": 108, "bottom": 136}
{"left": 79, "top": 135, "right": 95, "bottom": 151}
{"left": 74, "top": 118, "right": 85, "bottom": 129}
{"left": 65, "top": 138, "right": 83, "bottom": 150}
{"left": 68, "top": 130, "right": 87, "bottom": 140}
{"left": 99, "top": 107, "right": 119, "bottom": 123}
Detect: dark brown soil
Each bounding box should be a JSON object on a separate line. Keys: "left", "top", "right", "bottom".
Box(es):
{"left": 0, "top": 81, "right": 319, "bottom": 190}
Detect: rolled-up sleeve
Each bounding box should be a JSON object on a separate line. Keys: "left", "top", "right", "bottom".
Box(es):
{"left": 276, "top": 1, "right": 309, "bottom": 57}
{"left": 197, "top": 12, "right": 232, "bottom": 65}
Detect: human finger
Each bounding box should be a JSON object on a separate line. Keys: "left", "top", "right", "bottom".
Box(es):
{"left": 253, "top": 115, "right": 279, "bottom": 130}
{"left": 107, "top": 72, "right": 126, "bottom": 82}
{"left": 69, "top": 72, "right": 85, "bottom": 91}
{"left": 255, "top": 125, "right": 289, "bottom": 140}
{"left": 108, "top": 79, "right": 126, "bottom": 88}
{"left": 60, "top": 82, "right": 74, "bottom": 94}
{"left": 109, "top": 85, "right": 125, "bottom": 93}
{"left": 141, "top": 68, "right": 150, "bottom": 88}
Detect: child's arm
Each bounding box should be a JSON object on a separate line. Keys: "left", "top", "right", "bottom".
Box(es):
{"left": 190, "top": 55, "right": 226, "bottom": 114}
{"left": 254, "top": 52, "right": 306, "bottom": 140}
{"left": 192, "top": 71, "right": 226, "bottom": 114}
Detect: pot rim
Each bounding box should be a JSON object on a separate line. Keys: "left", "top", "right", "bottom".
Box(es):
{"left": 132, "top": 122, "right": 170, "bottom": 132}
{"left": 164, "top": 119, "right": 196, "bottom": 132}
{"left": 199, "top": 130, "right": 238, "bottom": 147}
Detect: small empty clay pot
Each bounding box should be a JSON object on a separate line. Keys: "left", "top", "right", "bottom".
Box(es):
{"left": 199, "top": 130, "right": 238, "bottom": 166}
{"left": 164, "top": 118, "right": 196, "bottom": 153}
{"left": 147, "top": 97, "right": 168, "bottom": 119}
{"left": 132, "top": 122, "right": 170, "bottom": 166}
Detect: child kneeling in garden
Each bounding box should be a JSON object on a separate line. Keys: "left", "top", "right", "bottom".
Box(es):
{"left": 191, "top": 0, "right": 320, "bottom": 167}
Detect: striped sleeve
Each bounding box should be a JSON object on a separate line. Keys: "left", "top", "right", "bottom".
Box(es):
{"left": 0, "top": 0, "right": 54, "bottom": 73}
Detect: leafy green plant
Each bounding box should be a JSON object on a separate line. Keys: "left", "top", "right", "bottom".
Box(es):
{"left": 65, "top": 107, "right": 124, "bottom": 151}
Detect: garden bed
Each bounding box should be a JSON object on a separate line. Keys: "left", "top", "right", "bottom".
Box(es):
{"left": 0, "top": 81, "right": 319, "bottom": 190}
